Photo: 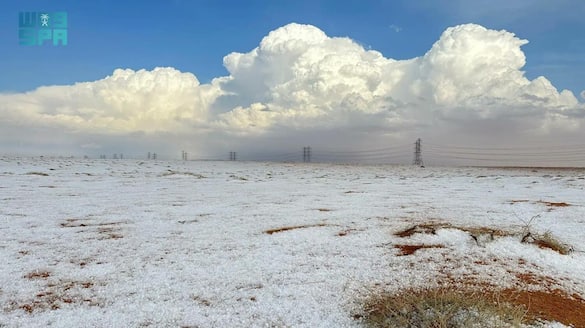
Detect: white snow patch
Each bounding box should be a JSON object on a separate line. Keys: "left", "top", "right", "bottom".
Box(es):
{"left": 0, "top": 158, "right": 584, "bottom": 327}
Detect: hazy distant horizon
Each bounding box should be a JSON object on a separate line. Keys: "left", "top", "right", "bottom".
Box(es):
{"left": 1, "top": 1, "right": 584, "bottom": 166}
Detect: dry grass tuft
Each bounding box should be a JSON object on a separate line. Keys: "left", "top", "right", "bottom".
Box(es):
{"left": 337, "top": 228, "right": 360, "bottom": 237}
{"left": 97, "top": 232, "right": 124, "bottom": 240}
{"left": 360, "top": 287, "right": 528, "bottom": 328}
{"left": 394, "top": 223, "right": 450, "bottom": 238}
{"left": 521, "top": 231, "right": 572, "bottom": 255}
{"left": 358, "top": 271, "right": 585, "bottom": 327}
{"left": 395, "top": 221, "right": 573, "bottom": 253}
{"left": 159, "top": 171, "right": 205, "bottom": 178}
{"left": 229, "top": 174, "right": 248, "bottom": 181}
{"left": 264, "top": 223, "right": 329, "bottom": 235}
{"left": 532, "top": 232, "right": 571, "bottom": 255}
{"left": 191, "top": 295, "right": 212, "bottom": 307}
{"left": 462, "top": 226, "right": 513, "bottom": 238}
{"left": 59, "top": 219, "right": 125, "bottom": 240}
{"left": 25, "top": 172, "right": 49, "bottom": 176}
{"left": 394, "top": 223, "right": 513, "bottom": 242}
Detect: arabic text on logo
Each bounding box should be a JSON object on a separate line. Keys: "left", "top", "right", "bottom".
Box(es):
{"left": 19, "top": 12, "right": 68, "bottom": 46}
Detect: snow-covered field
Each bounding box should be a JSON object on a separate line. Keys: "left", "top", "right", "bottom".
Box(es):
{"left": 1, "top": 158, "right": 584, "bottom": 327}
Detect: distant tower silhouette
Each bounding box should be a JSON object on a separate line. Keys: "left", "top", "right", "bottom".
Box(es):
{"left": 229, "top": 151, "right": 237, "bottom": 161}
{"left": 413, "top": 138, "right": 424, "bottom": 167}
{"left": 303, "top": 146, "right": 311, "bottom": 163}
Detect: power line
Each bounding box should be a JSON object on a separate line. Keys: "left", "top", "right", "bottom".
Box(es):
{"left": 182, "top": 140, "right": 585, "bottom": 167}
{"left": 425, "top": 142, "right": 585, "bottom": 151}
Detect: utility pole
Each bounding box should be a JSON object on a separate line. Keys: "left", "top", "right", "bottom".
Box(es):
{"left": 413, "top": 138, "right": 424, "bottom": 167}
{"left": 229, "top": 151, "right": 237, "bottom": 161}
{"left": 303, "top": 146, "right": 311, "bottom": 163}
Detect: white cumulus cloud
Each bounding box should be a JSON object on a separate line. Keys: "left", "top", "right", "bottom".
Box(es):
{"left": 1, "top": 23, "right": 584, "bottom": 159}
{"left": 214, "top": 23, "right": 581, "bottom": 133}
{"left": 0, "top": 67, "right": 221, "bottom": 134}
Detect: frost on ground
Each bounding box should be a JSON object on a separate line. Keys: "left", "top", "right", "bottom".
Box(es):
{"left": 1, "top": 158, "right": 584, "bottom": 327}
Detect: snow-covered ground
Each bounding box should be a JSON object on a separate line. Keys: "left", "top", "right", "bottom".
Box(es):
{"left": 1, "top": 157, "right": 584, "bottom": 327}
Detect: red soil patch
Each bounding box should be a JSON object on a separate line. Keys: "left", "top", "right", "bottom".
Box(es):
{"left": 533, "top": 239, "right": 566, "bottom": 254}
{"left": 499, "top": 288, "right": 585, "bottom": 327}
{"left": 443, "top": 272, "right": 585, "bottom": 327}
{"left": 394, "top": 244, "right": 444, "bottom": 256}
{"left": 264, "top": 223, "right": 329, "bottom": 235}
{"left": 24, "top": 271, "right": 51, "bottom": 280}
{"left": 537, "top": 200, "right": 571, "bottom": 207}
{"left": 509, "top": 199, "right": 572, "bottom": 208}
{"left": 515, "top": 272, "right": 557, "bottom": 287}
{"left": 14, "top": 279, "right": 99, "bottom": 313}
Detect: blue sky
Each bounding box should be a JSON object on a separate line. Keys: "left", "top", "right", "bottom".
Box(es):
{"left": 1, "top": 0, "right": 583, "bottom": 95}
{"left": 1, "top": 0, "right": 585, "bottom": 164}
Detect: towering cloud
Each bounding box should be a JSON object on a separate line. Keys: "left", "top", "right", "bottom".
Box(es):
{"left": 0, "top": 23, "right": 583, "bottom": 158}
{"left": 0, "top": 67, "right": 221, "bottom": 134}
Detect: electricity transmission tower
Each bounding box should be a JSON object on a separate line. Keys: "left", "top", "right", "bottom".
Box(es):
{"left": 413, "top": 138, "right": 424, "bottom": 167}
{"left": 303, "top": 146, "right": 312, "bottom": 163}
{"left": 229, "top": 151, "right": 237, "bottom": 161}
